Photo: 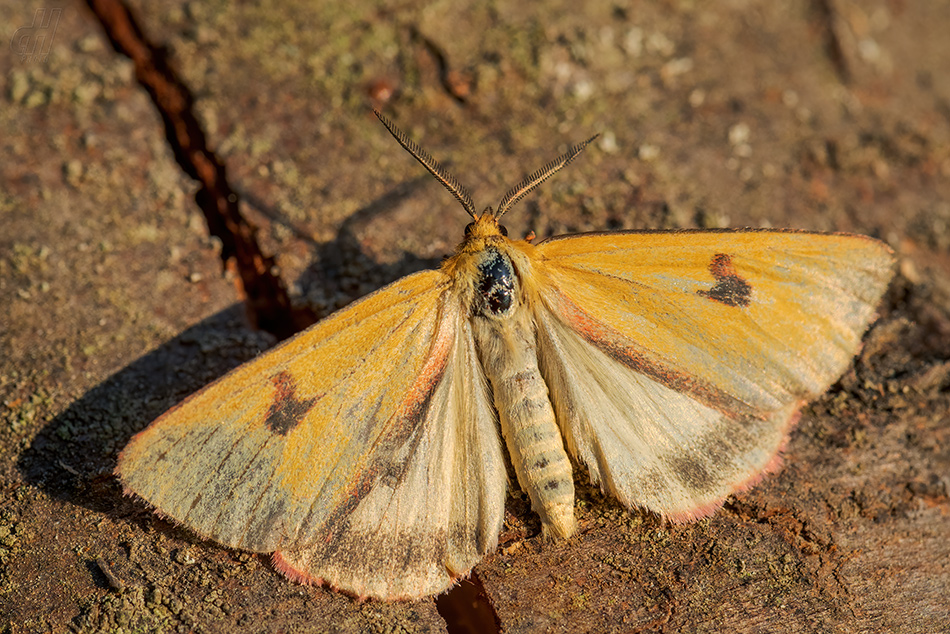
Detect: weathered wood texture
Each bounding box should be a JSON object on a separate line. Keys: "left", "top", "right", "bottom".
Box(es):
{"left": 1, "top": 1, "right": 947, "bottom": 632}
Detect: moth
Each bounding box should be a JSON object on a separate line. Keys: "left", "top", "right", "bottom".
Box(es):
{"left": 117, "top": 111, "right": 895, "bottom": 600}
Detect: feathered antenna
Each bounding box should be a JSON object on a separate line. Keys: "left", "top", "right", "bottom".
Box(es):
{"left": 374, "top": 110, "right": 478, "bottom": 219}
{"left": 375, "top": 111, "right": 596, "bottom": 220}
{"left": 495, "top": 136, "right": 598, "bottom": 218}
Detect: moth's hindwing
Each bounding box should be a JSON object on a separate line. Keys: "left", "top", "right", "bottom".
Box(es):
{"left": 275, "top": 313, "right": 507, "bottom": 599}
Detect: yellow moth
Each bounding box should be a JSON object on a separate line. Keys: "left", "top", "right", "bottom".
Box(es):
{"left": 117, "top": 112, "right": 895, "bottom": 600}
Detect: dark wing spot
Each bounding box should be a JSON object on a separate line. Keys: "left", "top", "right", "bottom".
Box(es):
{"left": 664, "top": 454, "right": 716, "bottom": 493}
{"left": 697, "top": 253, "right": 752, "bottom": 307}
{"left": 264, "top": 371, "right": 318, "bottom": 436}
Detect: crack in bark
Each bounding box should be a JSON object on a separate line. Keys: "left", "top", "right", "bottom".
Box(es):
{"left": 84, "top": 0, "right": 306, "bottom": 339}
{"left": 409, "top": 26, "right": 472, "bottom": 104}
{"left": 435, "top": 572, "right": 502, "bottom": 634}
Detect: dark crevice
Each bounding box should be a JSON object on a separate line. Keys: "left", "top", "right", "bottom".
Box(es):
{"left": 436, "top": 572, "right": 502, "bottom": 634}
{"left": 409, "top": 26, "right": 472, "bottom": 104}
{"left": 84, "top": 0, "right": 310, "bottom": 340}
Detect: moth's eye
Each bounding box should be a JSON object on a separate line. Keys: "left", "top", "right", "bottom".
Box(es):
{"left": 464, "top": 222, "right": 476, "bottom": 237}
{"left": 499, "top": 224, "right": 509, "bottom": 237}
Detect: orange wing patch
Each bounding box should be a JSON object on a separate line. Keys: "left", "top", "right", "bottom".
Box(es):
{"left": 697, "top": 253, "right": 752, "bottom": 307}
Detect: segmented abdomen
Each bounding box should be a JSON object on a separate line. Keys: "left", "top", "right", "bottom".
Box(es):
{"left": 473, "top": 314, "right": 576, "bottom": 539}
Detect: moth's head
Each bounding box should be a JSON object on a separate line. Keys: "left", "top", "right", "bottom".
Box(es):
{"left": 464, "top": 211, "right": 509, "bottom": 240}
{"left": 444, "top": 212, "right": 525, "bottom": 312}
{"left": 454, "top": 210, "right": 509, "bottom": 259}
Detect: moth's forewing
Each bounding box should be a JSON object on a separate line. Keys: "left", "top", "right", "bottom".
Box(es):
{"left": 523, "top": 230, "right": 893, "bottom": 520}
{"left": 117, "top": 270, "right": 507, "bottom": 600}
{"left": 534, "top": 230, "right": 893, "bottom": 410}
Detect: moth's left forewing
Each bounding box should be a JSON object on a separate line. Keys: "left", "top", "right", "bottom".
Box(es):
{"left": 118, "top": 271, "right": 508, "bottom": 600}
{"left": 525, "top": 230, "right": 894, "bottom": 521}
{"left": 117, "top": 272, "right": 453, "bottom": 554}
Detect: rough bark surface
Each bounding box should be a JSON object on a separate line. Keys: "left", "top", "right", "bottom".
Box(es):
{"left": 1, "top": 1, "right": 948, "bottom": 632}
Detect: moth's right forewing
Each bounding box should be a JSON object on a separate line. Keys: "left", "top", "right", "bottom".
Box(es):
{"left": 529, "top": 230, "right": 894, "bottom": 520}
